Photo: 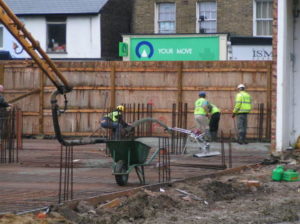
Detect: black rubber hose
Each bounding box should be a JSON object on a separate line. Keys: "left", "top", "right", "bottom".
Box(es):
{"left": 51, "top": 90, "right": 106, "bottom": 146}
{"left": 124, "top": 117, "right": 172, "bottom": 134}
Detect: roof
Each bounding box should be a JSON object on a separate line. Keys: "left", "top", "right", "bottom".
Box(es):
{"left": 5, "top": 0, "right": 109, "bottom": 15}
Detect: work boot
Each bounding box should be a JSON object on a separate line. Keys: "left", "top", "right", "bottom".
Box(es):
{"left": 237, "top": 139, "right": 243, "bottom": 145}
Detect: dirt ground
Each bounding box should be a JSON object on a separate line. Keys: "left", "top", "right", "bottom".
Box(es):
{"left": 1, "top": 163, "right": 300, "bottom": 224}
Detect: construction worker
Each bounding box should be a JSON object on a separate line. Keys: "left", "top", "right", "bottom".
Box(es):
{"left": 100, "top": 105, "right": 128, "bottom": 139}
{"left": 232, "top": 84, "right": 252, "bottom": 144}
{"left": 0, "top": 85, "right": 12, "bottom": 139}
{"left": 0, "top": 85, "right": 11, "bottom": 110}
{"left": 194, "top": 91, "right": 210, "bottom": 136}
{"left": 208, "top": 103, "right": 221, "bottom": 141}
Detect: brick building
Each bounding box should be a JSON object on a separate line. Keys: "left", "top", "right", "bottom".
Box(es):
{"left": 130, "top": 0, "right": 273, "bottom": 61}
{"left": 132, "top": 0, "right": 272, "bottom": 37}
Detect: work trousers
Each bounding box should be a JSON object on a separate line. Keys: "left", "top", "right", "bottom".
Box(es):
{"left": 209, "top": 112, "right": 220, "bottom": 141}
{"left": 194, "top": 114, "right": 209, "bottom": 134}
{"left": 236, "top": 113, "right": 248, "bottom": 141}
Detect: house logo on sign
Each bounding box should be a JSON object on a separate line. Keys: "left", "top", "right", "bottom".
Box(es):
{"left": 135, "top": 41, "right": 154, "bottom": 58}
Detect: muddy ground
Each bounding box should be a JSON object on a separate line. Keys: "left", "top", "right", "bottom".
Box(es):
{"left": 1, "top": 163, "right": 300, "bottom": 224}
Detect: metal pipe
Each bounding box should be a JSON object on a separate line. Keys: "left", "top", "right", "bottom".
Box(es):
{"left": 8, "top": 89, "right": 41, "bottom": 103}
{"left": 228, "top": 131, "right": 232, "bottom": 168}
{"left": 221, "top": 131, "right": 225, "bottom": 166}
{"left": 59, "top": 145, "right": 63, "bottom": 204}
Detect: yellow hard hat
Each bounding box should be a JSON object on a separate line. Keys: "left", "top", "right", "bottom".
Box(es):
{"left": 116, "top": 105, "right": 124, "bottom": 111}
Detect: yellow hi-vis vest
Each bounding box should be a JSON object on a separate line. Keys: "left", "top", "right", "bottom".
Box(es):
{"left": 194, "top": 98, "right": 208, "bottom": 115}
{"left": 211, "top": 104, "right": 220, "bottom": 114}
{"left": 104, "top": 111, "right": 121, "bottom": 122}
{"left": 233, "top": 91, "right": 252, "bottom": 114}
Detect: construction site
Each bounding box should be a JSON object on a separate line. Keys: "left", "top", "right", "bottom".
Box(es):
{"left": 1, "top": 0, "right": 300, "bottom": 223}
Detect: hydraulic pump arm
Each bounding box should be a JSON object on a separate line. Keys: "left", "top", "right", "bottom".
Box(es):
{"left": 0, "top": 0, "right": 71, "bottom": 94}
{"left": 0, "top": 0, "right": 105, "bottom": 145}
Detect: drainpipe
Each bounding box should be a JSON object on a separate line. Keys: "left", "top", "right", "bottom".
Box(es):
{"left": 276, "top": 0, "right": 288, "bottom": 152}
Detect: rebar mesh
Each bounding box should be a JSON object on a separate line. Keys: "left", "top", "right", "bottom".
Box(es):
{"left": 0, "top": 108, "right": 21, "bottom": 163}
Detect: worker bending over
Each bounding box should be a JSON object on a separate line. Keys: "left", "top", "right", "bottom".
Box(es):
{"left": 0, "top": 85, "right": 11, "bottom": 110}
{"left": 101, "top": 105, "right": 128, "bottom": 139}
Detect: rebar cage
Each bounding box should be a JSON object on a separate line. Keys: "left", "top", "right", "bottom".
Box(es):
{"left": 0, "top": 108, "right": 22, "bottom": 163}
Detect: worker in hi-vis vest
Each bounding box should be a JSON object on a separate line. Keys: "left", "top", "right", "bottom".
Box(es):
{"left": 101, "top": 105, "right": 128, "bottom": 139}
{"left": 208, "top": 103, "right": 221, "bottom": 141}
{"left": 194, "top": 91, "right": 210, "bottom": 135}
{"left": 232, "top": 84, "right": 252, "bottom": 144}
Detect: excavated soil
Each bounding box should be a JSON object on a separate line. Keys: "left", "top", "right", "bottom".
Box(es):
{"left": 1, "top": 164, "right": 300, "bottom": 224}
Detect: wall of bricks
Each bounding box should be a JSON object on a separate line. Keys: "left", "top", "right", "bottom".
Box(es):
{"left": 217, "top": 0, "right": 253, "bottom": 36}
{"left": 271, "top": 0, "right": 278, "bottom": 152}
{"left": 132, "top": 0, "right": 253, "bottom": 35}
{"left": 132, "top": 0, "right": 156, "bottom": 33}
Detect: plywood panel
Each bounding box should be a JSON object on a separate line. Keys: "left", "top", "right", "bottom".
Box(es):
{"left": 43, "top": 90, "right": 110, "bottom": 109}
{"left": 116, "top": 72, "right": 178, "bottom": 87}
{"left": 22, "top": 116, "right": 39, "bottom": 134}
{"left": 116, "top": 90, "right": 177, "bottom": 108}
{"left": 5, "top": 68, "right": 40, "bottom": 89}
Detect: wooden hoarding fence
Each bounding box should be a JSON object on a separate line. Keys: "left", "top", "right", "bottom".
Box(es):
{"left": 2, "top": 60, "right": 272, "bottom": 140}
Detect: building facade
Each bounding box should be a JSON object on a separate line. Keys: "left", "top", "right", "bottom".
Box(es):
{"left": 0, "top": 0, "right": 131, "bottom": 59}
{"left": 132, "top": 0, "right": 272, "bottom": 37}
{"left": 131, "top": 0, "right": 273, "bottom": 60}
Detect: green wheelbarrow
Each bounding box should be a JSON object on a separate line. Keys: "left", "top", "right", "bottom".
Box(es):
{"left": 106, "top": 140, "right": 161, "bottom": 186}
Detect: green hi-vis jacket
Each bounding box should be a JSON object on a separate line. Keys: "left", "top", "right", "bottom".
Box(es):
{"left": 104, "top": 111, "right": 121, "bottom": 122}
{"left": 233, "top": 91, "right": 252, "bottom": 114}
{"left": 194, "top": 98, "right": 208, "bottom": 115}
{"left": 211, "top": 103, "right": 220, "bottom": 114}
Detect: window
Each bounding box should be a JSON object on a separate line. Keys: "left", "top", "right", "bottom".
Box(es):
{"left": 0, "top": 26, "right": 3, "bottom": 48}
{"left": 254, "top": 0, "right": 272, "bottom": 36}
{"left": 47, "top": 17, "right": 66, "bottom": 53}
{"left": 156, "top": 3, "right": 176, "bottom": 33}
{"left": 197, "top": 2, "right": 217, "bottom": 33}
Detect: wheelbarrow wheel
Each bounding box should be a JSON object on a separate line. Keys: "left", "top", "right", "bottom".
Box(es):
{"left": 115, "top": 160, "right": 128, "bottom": 186}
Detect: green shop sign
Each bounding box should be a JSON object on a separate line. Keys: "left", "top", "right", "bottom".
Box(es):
{"left": 129, "top": 36, "right": 220, "bottom": 61}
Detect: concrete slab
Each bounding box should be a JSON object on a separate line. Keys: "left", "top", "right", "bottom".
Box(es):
{"left": 0, "top": 138, "right": 270, "bottom": 214}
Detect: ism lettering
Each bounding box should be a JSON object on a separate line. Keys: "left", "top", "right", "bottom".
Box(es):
{"left": 158, "top": 48, "right": 192, "bottom": 54}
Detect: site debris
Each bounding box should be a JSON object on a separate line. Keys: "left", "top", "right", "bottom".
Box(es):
{"left": 1, "top": 163, "right": 300, "bottom": 224}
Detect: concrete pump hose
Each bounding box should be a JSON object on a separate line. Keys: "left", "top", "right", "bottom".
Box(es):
{"left": 51, "top": 90, "right": 106, "bottom": 146}
{"left": 125, "top": 117, "right": 172, "bottom": 134}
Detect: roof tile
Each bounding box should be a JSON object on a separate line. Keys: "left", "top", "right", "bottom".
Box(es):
{"left": 5, "top": 0, "right": 109, "bottom": 15}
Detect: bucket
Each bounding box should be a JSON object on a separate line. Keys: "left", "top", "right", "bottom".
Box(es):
{"left": 282, "top": 169, "right": 300, "bottom": 182}
{"left": 272, "top": 165, "right": 284, "bottom": 181}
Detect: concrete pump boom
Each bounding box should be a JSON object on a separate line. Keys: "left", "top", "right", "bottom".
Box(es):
{"left": 0, "top": 0, "right": 106, "bottom": 146}
{"left": 0, "top": 0, "right": 72, "bottom": 94}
